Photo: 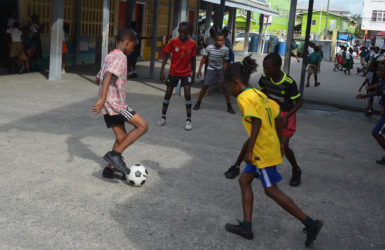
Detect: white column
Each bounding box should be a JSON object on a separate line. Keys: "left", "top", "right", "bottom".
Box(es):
{"left": 101, "top": 0, "right": 110, "bottom": 68}
{"left": 48, "top": 0, "right": 64, "bottom": 81}
{"left": 243, "top": 11, "right": 251, "bottom": 56}
{"left": 204, "top": 3, "right": 212, "bottom": 39}
{"left": 180, "top": 0, "right": 187, "bottom": 22}
{"left": 74, "top": 0, "right": 81, "bottom": 65}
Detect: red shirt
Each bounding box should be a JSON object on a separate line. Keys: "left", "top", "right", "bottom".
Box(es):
{"left": 163, "top": 37, "right": 196, "bottom": 76}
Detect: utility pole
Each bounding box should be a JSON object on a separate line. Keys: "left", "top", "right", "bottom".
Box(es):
{"left": 323, "top": 0, "right": 330, "bottom": 39}
{"left": 283, "top": 0, "right": 297, "bottom": 73}
{"left": 299, "top": 0, "right": 315, "bottom": 95}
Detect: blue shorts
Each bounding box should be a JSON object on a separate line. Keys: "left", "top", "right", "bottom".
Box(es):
{"left": 373, "top": 116, "right": 385, "bottom": 134}
{"left": 243, "top": 164, "right": 282, "bottom": 188}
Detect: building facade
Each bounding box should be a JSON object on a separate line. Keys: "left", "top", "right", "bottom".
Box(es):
{"left": 362, "top": 0, "right": 385, "bottom": 32}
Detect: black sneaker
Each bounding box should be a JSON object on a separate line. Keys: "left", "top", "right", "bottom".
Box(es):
{"left": 365, "top": 110, "right": 373, "bottom": 116}
{"left": 102, "top": 167, "right": 127, "bottom": 180}
{"left": 289, "top": 168, "right": 301, "bottom": 187}
{"left": 306, "top": 83, "right": 310, "bottom": 87}
{"left": 224, "top": 165, "right": 240, "bottom": 179}
{"left": 227, "top": 104, "right": 236, "bottom": 114}
{"left": 315, "top": 82, "right": 320, "bottom": 87}
{"left": 193, "top": 103, "right": 200, "bottom": 110}
{"left": 303, "top": 220, "right": 323, "bottom": 247}
{"left": 376, "top": 156, "right": 385, "bottom": 165}
{"left": 103, "top": 151, "right": 130, "bottom": 173}
{"left": 225, "top": 221, "right": 254, "bottom": 240}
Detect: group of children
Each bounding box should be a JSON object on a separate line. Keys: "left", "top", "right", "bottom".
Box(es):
{"left": 333, "top": 45, "right": 354, "bottom": 75}
{"left": 93, "top": 23, "right": 323, "bottom": 247}
{"left": 6, "top": 14, "right": 43, "bottom": 74}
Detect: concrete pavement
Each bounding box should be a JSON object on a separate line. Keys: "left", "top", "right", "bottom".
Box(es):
{"left": 0, "top": 62, "right": 385, "bottom": 249}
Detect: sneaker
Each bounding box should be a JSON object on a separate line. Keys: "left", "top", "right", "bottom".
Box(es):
{"left": 157, "top": 117, "right": 166, "bottom": 126}
{"left": 185, "top": 120, "right": 192, "bottom": 131}
{"left": 102, "top": 167, "right": 127, "bottom": 180}
{"left": 128, "top": 74, "right": 135, "bottom": 79}
{"left": 303, "top": 220, "right": 323, "bottom": 247}
{"left": 193, "top": 103, "right": 200, "bottom": 110}
{"left": 306, "top": 83, "right": 310, "bottom": 87}
{"left": 103, "top": 151, "right": 130, "bottom": 173}
{"left": 224, "top": 165, "right": 240, "bottom": 179}
{"left": 227, "top": 104, "right": 236, "bottom": 114}
{"left": 376, "top": 156, "right": 385, "bottom": 165}
{"left": 289, "top": 168, "right": 301, "bottom": 187}
{"left": 315, "top": 82, "right": 320, "bottom": 87}
{"left": 132, "top": 73, "right": 138, "bottom": 78}
{"left": 225, "top": 220, "right": 254, "bottom": 240}
{"left": 62, "top": 69, "right": 66, "bottom": 74}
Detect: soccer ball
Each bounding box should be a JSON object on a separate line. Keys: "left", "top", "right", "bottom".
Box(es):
{"left": 127, "top": 164, "right": 148, "bottom": 187}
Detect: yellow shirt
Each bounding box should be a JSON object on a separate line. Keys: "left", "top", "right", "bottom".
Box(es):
{"left": 237, "top": 88, "right": 282, "bottom": 168}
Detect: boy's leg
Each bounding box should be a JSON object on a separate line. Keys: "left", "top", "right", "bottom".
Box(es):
{"left": 159, "top": 80, "right": 175, "bottom": 125}
{"left": 306, "top": 72, "right": 311, "bottom": 86}
{"left": 283, "top": 136, "right": 301, "bottom": 186}
{"left": 222, "top": 86, "right": 235, "bottom": 114}
{"left": 239, "top": 173, "right": 256, "bottom": 222}
{"left": 194, "top": 70, "right": 212, "bottom": 110}
{"left": 113, "top": 113, "right": 148, "bottom": 153}
{"left": 314, "top": 72, "right": 319, "bottom": 86}
{"left": 264, "top": 184, "right": 323, "bottom": 247}
{"left": 264, "top": 184, "right": 306, "bottom": 221}
{"left": 183, "top": 85, "right": 192, "bottom": 122}
{"left": 225, "top": 170, "right": 256, "bottom": 240}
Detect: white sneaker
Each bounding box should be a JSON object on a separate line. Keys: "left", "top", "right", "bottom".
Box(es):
{"left": 157, "top": 118, "right": 166, "bottom": 126}
{"left": 61, "top": 69, "right": 66, "bottom": 74}
{"left": 185, "top": 120, "right": 192, "bottom": 131}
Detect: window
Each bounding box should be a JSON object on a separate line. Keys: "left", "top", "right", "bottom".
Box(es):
{"left": 372, "top": 10, "right": 385, "bottom": 22}
{"left": 311, "top": 19, "right": 316, "bottom": 25}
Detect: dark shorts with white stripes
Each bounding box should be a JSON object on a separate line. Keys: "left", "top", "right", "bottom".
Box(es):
{"left": 103, "top": 107, "right": 136, "bottom": 128}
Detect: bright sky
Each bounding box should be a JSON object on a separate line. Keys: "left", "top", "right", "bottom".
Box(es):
{"left": 297, "top": 0, "right": 364, "bottom": 16}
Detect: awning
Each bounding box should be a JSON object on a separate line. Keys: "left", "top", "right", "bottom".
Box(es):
{"left": 203, "top": 0, "right": 279, "bottom": 17}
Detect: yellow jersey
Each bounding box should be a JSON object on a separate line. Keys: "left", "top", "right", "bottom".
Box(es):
{"left": 237, "top": 88, "right": 282, "bottom": 168}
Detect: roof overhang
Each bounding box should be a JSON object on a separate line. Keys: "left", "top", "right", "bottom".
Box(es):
{"left": 203, "top": 0, "right": 279, "bottom": 16}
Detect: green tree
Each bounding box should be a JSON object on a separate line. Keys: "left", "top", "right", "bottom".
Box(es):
{"left": 351, "top": 14, "right": 364, "bottom": 38}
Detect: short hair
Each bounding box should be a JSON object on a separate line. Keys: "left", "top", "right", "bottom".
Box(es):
{"left": 263, "top": 53, "right": 282, "bottom": 67}
{"left": 215, "top": 32, "right": 225, "bottom": 39}
{"left": 179, "top": 22, "right": 192, "bottom": 31}
{"left": 117, "top": 28, "right": 136, "bottom": 42}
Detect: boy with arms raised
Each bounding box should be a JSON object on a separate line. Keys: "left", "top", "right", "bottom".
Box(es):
{"left": 93, "top": 29, "right": 148, "bottom": 179}
{"left": 223, "top": 56, "right": 323, "bottom": 247}
{"left": 158, "top": 22, "right": 196, "bottom": 130}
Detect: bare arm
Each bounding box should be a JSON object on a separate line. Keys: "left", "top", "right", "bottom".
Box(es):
{"left": 244, "top": 117, "right": 261, "bottom": 164}
{"left": 160, "top": 53, "right": 170, "bottom": 83}
{"left": 223, "top": 60, "right": 228, "bottom": 70}
{"left": 234, "top": 139, "right": 249, "bottom": 166}
{"left": 197, "top": 55, "right": 207, "bottom": 78}
{"left": 275, "top": 116, "right": 285, "bottom": 156}
{"left": 359, "top": 78, "right": 369, "bottom": 91}
{"left": 92, "top": 72, "right": 113, "bottom": 114}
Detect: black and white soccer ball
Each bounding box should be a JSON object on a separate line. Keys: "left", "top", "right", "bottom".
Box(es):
{"left": 127, "top": 164, "right": 148, "bottom": 187}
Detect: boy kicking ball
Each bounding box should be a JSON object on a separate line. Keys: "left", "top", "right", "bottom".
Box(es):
{"left": 93, "top": 28, "right": 148, "bottom": 179}
{"left": 223, "top": 56, "right": 323, "bottom": 247}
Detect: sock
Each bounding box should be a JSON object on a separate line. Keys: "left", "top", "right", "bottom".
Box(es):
{"left": 302, "top": 216, "right": 315, "bottom": 228}
{"left": 241, "top": 220, "right": 252, "bottom": 232}
{"left": 111, "top": 150, "right": 121, "bottom": 156}
{"left": 227, "top": 102, "right": 232, "bottom": 106}
{"left": 162, "top": 99, "right": 170, "bottom": 118}
{"left": 186, "top": 99, "right": 192, "bottom": 121}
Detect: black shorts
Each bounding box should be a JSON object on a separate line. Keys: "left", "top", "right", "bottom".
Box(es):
{"left": 103, "top": 107, "right": 136, "bottom": 128}
{"left": 166, "top": 75, "right": 191, "bottom": 87}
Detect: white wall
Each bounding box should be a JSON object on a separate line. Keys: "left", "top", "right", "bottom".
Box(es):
{"left": 362, "top": 0, "right": 385, "bottom": 31}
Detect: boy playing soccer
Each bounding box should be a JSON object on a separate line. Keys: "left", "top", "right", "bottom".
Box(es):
{"left": 93, "top": 29, "right": 148, "bottom": 179}
{"left": 158, "top": 22, "right": 196, "bottom": 130}
{"left": 223, "top": 56, "right": 323, "bottom": 247}
{"left": 193, "top": 32, "right": 236, "bottom": 114}
{"left": 225, "top": 53, "right": 303, "bottom": 187}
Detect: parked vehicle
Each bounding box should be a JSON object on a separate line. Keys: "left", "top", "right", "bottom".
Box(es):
{"left": 235, "top": 32, "right": 259, "bottom": 42}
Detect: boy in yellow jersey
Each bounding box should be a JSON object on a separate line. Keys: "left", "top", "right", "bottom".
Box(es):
{"left": 222, "top": 56, "right": 323, "bottom": 247}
